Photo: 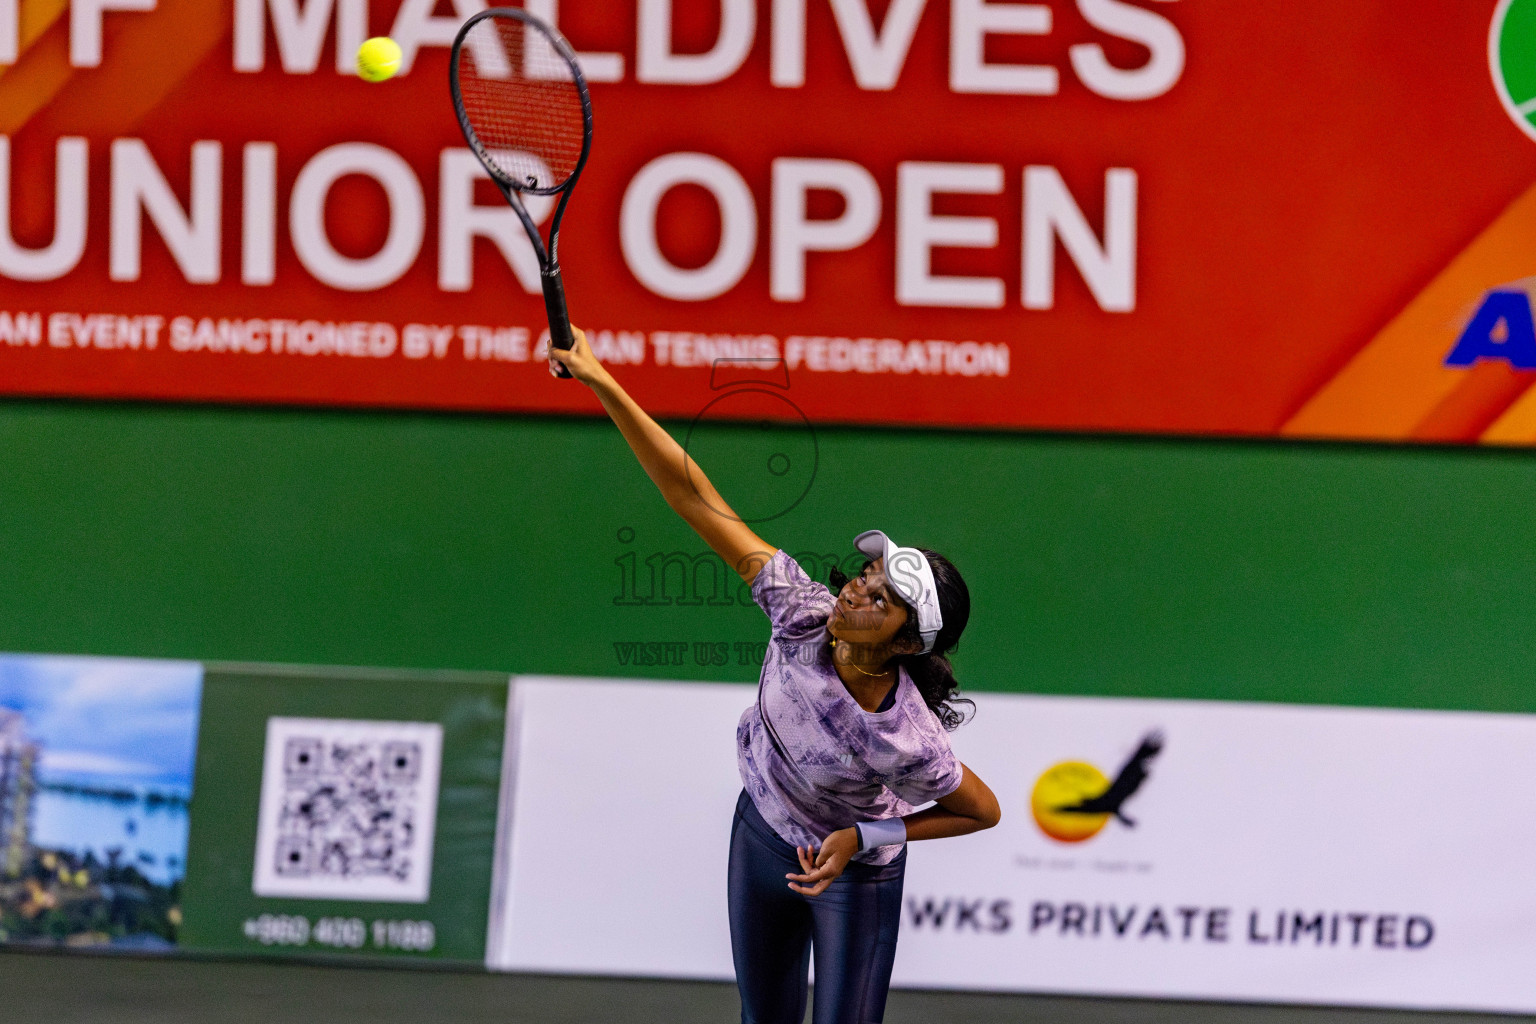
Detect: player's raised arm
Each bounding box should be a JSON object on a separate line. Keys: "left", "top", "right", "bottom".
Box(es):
{"left": 551, "top": 329, "right": 777, "bottom": 585}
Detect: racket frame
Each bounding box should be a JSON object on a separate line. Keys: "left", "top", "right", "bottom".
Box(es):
{"left": 449, "top": 7, "right": 594, "bottom": 378}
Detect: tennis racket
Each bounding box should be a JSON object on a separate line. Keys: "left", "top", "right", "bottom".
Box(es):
{"left": 450, "top": 8, "right": 593, "bottom": 379}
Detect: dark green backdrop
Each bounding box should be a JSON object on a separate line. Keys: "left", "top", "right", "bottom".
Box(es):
{"left": 1, "top": 398, "right": 1533, "bottom": 714}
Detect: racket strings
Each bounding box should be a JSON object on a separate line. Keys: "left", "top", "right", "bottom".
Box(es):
{"left": 457, "top": 17, "right": 587, "bottom": 191}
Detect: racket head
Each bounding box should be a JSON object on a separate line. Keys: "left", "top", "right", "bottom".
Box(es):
{"left": 450, "top": 8, "right": 593, "bottom": 197}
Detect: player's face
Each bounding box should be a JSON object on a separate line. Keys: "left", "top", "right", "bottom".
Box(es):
{"left": 828, "top": 558, "right": 912, "bottom": 651}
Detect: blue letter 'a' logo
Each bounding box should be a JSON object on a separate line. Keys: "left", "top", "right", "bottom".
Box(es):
{"left": 1444, "top": 291, "right": 1536, "bottom": 369}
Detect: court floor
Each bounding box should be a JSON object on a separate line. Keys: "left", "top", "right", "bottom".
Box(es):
{"left": 0, "top": 950, "right": 1513, "bottom": 1023}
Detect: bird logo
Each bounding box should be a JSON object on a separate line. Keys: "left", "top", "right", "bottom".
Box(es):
{"left": 1030, "top": 732, "right": 1164, "bottom": 843}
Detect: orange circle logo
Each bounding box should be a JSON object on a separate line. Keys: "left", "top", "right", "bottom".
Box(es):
{"left": 1030, "top": 760, "right": 1112, "bottom": 843}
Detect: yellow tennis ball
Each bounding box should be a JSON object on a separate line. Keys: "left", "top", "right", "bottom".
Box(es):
{"left": 357, "top": 37, "right": 402, "bottom": 83}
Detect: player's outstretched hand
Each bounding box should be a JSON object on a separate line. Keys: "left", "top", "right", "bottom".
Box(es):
{"left": 787, "top": 828, "right": 857, "bottom": 897}
{"left": 548, "top": 326, "right": 607, "bottom": 386}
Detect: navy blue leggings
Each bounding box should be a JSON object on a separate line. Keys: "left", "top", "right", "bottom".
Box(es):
{"left": 728, "top": 790, "right": 906, "bottom": 1024}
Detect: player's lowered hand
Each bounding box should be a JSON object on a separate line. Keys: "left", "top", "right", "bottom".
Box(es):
{"left": 787, "top": 828, "right": 857, "bottom": 896}
{"left": 547, "top": 326, "right": 606, "bottom": 385}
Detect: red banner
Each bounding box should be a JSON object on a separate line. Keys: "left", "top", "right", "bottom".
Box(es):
{"left": 3, "top": 1, "right": 1535, "bottom": 440}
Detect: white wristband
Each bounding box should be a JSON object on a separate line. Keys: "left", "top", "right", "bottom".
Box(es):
{"left": 855, "top": 818, "right": 907, "bottom": 851}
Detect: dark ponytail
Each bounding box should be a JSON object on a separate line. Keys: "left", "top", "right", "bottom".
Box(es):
{"left": 830, "top": 549, "right": 974, "bottom": 731}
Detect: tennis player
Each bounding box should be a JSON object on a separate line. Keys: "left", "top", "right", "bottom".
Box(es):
{"left": 550, "top": 331, "right": 1001, "bottom": 1024}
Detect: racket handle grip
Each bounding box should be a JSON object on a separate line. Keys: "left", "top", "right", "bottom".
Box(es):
{"left": 542, "top": 267, "right": 575, "bottom": 380}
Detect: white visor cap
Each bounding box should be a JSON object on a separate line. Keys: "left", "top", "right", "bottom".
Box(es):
{"left": 853, "top": 530, "right": 943, "bottom": 655}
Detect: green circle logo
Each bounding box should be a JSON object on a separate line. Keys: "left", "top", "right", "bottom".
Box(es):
{"left": 1493, "top": 0, "right": 1536, "bottom": 141}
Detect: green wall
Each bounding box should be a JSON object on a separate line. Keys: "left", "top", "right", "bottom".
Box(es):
{"left": 2, "top": 398, "right": 1534, "bottom": 714}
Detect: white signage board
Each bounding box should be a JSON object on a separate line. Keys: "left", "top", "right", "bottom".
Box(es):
{"left": 487, "top": 677, "right": 748, "bottom": 979}
{"left": 488, "top": 677, "right": 1536, "bottom": 1014}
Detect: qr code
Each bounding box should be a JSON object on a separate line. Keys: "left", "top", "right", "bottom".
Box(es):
{"left": 252, "top": 718, "right": 443, "bottom": 902}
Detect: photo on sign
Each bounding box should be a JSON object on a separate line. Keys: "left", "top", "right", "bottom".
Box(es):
{"left": 252, "top": 717, "right": 443, "bottom": 903}
{"left": 0, "top": 654, "right": 202, "bottom": 949}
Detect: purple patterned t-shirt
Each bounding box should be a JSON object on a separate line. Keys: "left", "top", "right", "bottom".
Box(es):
{"left": 736, "top": 549, "right": 964, "bottom": 866}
